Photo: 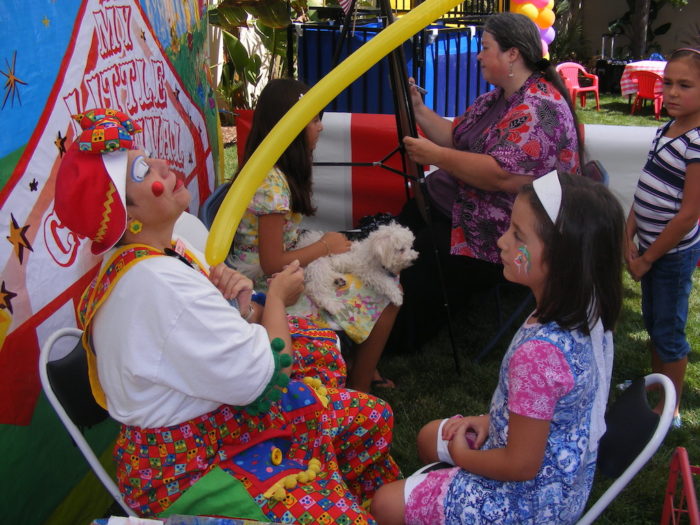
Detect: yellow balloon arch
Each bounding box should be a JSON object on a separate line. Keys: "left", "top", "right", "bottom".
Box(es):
{"left": 205, "top": 0, "right": 464, "bottom": 264}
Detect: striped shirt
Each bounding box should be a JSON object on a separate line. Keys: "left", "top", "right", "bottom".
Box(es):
{"left": 632, "top": 121, "right": 700, "bottom": 252}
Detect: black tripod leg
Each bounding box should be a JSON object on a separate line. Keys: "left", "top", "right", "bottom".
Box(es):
{"left": 377, "top": 0, "right": 460, "bottom": 372}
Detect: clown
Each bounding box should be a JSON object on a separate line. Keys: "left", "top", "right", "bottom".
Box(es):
{"left": 53, "top": 108, "right": 399, "bottom": 522}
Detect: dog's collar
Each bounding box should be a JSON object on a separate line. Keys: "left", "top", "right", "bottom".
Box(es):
{"left": 382, "top": 266, "right": 398, "bottom": 278}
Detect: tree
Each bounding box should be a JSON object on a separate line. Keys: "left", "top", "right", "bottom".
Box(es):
{"left": 608, "top": 0, "right": 688, "bottom": 59}
{"left": 209, "top": 0, "right": 308, "bottom": 113}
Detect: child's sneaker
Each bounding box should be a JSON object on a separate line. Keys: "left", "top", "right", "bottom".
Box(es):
{"left": 616, "top": 379, "right": 632, "bottom": 391}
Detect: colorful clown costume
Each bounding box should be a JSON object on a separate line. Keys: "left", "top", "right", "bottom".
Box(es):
{"left": 77, "top": 236, "right": 399, "bottom": 522}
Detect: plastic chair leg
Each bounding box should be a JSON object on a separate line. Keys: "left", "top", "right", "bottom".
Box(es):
{"left": 474, "top": 289, "right": 533, "bottom": 363}
{"left": 660, "top": 447, "right": 700, "bottom": 525}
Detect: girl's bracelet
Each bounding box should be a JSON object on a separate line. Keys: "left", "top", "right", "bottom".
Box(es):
{"left": 241, "top": 303, "right": 255, "bottom": 321}
{"left": 320, "top": 239, "right": 331, "bottom": 256}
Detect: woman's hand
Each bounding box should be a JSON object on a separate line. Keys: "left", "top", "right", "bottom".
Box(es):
{"left": 267, "top": 259, "right": 305, "bottom": 307}
{"left": 403, "top": 135, "right": 445, "bottom": 166}
{"left": 209, "top": 263, "right": 253, "bottom": 310}
{"left": 320, "top": 231, "right": 351, "bottom": 255}
{"left": 442, "top": 414, "right": 489, "bottom": 450}
{"left": 408, "top": 77, "right": 424, "bottom": 110}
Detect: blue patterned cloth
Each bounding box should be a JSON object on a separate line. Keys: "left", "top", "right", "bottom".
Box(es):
{"left": 411, "top": 321, "right": 603, "bottom": 525}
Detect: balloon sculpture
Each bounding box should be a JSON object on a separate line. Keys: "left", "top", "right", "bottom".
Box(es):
{"left": 510, "top": 0, "right": 556, "bottom": 59}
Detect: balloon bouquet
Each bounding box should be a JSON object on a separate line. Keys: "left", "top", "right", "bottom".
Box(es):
{"left": 510, "top": 0, "right": 556, "bottom": 59}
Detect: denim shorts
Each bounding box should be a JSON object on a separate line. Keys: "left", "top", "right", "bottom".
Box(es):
{"left": 640, "top": 244, "right": 700, "bottom": 362}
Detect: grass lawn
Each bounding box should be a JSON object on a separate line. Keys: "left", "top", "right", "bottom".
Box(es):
{"left": 576, "top": 92, "right": 666, "bottom": 127}
{"left": 222, "top": 92, "right": 698, "bottom": 523}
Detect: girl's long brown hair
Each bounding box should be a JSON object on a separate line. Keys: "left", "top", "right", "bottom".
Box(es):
{"left": 235, "top": 78, "right": 316, "bottom": 216}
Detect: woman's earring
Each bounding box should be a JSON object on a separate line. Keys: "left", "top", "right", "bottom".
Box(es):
{"left": 508, "top": 62, "right": 514, "bottom": 78}
{"left": 128, "top": 219, "right": 143, "bottom": 234}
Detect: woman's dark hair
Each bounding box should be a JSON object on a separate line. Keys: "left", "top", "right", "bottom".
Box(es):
{"left": 668, "top": 47, "right": 700, "bottom": 73}
{"left": 236, "top": 77, "right": 316, "bottom": 216}
{"left": 484, "top": 12, "right": 585, "bottom": 165}
{"left": 520, "top": 172, "right": 624, "bottom": 333}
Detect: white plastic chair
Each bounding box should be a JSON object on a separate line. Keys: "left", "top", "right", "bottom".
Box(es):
{"left": 38, "top": 327, "right": 135, "bottom": 517}
{"left": 174, "top": 211, "right": 211, "bottom": 253}
{"left": 576, "top": 373, "right": 676, "bottom": 525}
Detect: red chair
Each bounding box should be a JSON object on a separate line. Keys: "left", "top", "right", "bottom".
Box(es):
{"left": 660, "top": 447, "right": 699, "bottom": 525}
{"left": 555, "top": 62, "right": 600, "bottom": 110}
{"left": 629, "top": 70, "right": 664, "bottom": 120}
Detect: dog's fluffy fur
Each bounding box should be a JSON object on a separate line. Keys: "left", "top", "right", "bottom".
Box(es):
{"left": 298, "top": 223, "right": 417, "bottom": 315}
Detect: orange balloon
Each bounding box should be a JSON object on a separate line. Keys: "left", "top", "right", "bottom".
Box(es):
{"left": 512, "top": 2, "right": 539, "bottom": 21}
{"left": 536, "top": 8, "right": 555, "bottom": 29}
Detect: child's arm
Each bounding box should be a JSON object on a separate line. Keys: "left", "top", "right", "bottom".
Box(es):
{"left": 447, "top": 412, "right": 550, "bottom": 481}
{"left": 258, "top": 213, "right": 351, "bottom": 275}
{"left": 628, "top": 164, "right": 700, "bottom": 280}
{"left": 624, "top": 208, "right": 640, "bottom": 268}
{"left": 263, "top": 260, "right": 304, "bottom": 373}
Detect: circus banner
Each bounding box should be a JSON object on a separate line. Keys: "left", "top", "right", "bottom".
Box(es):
{"left": 0, "top": 0, "right": 219, "bottom": 522}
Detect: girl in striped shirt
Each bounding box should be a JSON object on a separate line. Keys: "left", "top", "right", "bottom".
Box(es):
{"left": 625, "top": 47, "right": 700, "bottom": 428}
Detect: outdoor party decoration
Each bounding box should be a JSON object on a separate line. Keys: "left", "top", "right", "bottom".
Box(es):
{"left": 0, "top": 0, "right": 219, "bottom": 522}
{"left": 206, "top": 0, "right": 465, "bottom": 265}
{"left": 510, "top": 0, "right": 556, "bottom": 58}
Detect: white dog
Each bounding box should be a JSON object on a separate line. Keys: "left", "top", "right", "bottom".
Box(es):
{"left": 298, "top": 223, "right": 418, "bottom": 315}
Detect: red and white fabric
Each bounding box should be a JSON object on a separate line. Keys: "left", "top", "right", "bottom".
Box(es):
{"left": 619, "top": 60, "right": 667, "bottom": 97}
{"left": 339, "top": 0, "right": 354, "bottom": 15}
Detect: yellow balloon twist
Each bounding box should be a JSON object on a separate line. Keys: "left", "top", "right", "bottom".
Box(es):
{"left": 205, "top": 0, "right": 464, "bottom": 264}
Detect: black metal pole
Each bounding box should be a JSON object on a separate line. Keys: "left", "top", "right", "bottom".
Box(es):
{"left": 376, "top": 0, "right": 461, "bottom": 372}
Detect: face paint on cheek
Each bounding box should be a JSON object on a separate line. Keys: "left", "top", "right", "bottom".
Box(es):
{"left": 514, "top": 245, "right": 531, "bottom": 274}
{"left": 151, "top": 181, "right": 164, "bottom": 197}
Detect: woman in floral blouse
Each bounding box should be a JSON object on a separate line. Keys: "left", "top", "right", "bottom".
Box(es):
{"left": 391, "top": 12, "right": 583, "bottom": 351}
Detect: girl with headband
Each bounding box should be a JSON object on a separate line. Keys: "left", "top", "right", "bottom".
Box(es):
{"left": 625, "top": 47, "right": 700, "bottom": 429}
{"left": 371, "top": 171, "right": 625, "bottom": 525}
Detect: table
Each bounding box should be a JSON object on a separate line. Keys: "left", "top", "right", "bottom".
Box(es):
{"left": 619, "top": 60, "right": 667, "bottom": 97}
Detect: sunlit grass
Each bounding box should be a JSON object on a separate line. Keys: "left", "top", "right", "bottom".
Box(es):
{"left": 576, "top": 92, "right": 664, "bottom": 127}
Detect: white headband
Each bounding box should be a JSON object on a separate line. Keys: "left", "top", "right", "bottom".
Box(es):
{"left": 532, "top": 170, "right": 562, "bottom": 224}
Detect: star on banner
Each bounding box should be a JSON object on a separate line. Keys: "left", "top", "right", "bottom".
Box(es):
{"left": 0, "top": 281, "right": 17, "bottom": 314}
{"left": 1, "top": 50, "right": 28, "bottom": 109}
{"left": 6, "top": 213, "right": 33, "bottom": 264}
{"left": 54, "top": 130, "right": 67, "bottom": 156}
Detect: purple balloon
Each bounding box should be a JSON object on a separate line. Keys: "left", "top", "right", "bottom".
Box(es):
{"left": 540, "top": 26, "right": 556, "bottom": 45}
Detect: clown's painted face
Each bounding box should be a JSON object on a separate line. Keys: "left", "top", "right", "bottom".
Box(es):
{"left": 125, "top": 149, "right": 190, "bottom": 225}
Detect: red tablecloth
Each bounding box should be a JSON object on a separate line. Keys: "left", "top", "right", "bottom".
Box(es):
{"left": 619, "top": 60, "right": 667, "bottom": 96}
